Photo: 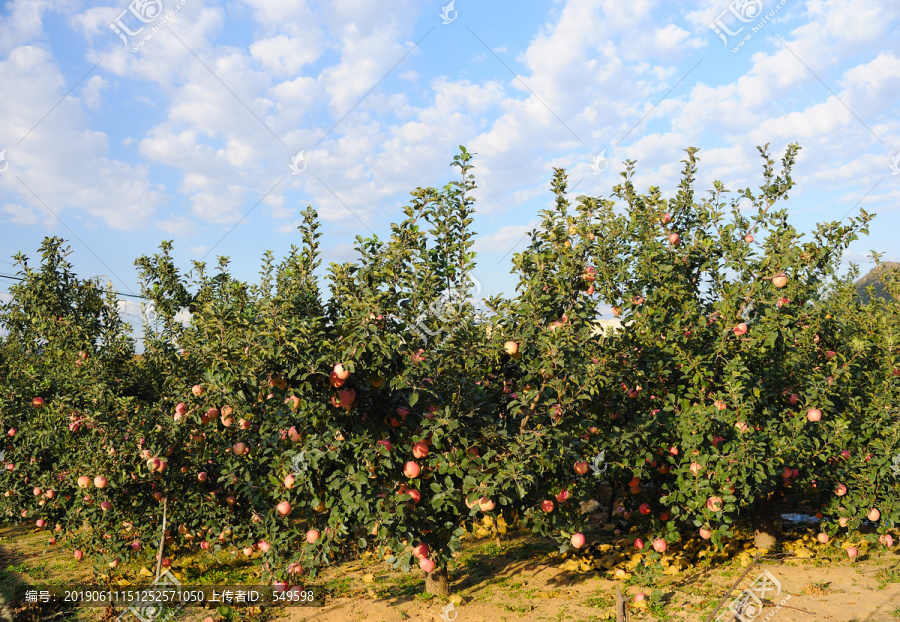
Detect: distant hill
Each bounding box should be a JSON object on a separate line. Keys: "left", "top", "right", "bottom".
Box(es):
{"left": 855, "top": 262, "right": 900, "bottom": 304}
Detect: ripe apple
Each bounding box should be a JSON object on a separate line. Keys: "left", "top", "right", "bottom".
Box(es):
{"left": 412, "top": 441, "right": 428, "bottom": 459}
{"left": 846, "top": 547, "right": 858, "bottom": 559}
{"left": 816, "top": 533, "right": 829, "bottom": 544}
{"left": 333, "top": 363, "right": 350, "bottom": 381}
{"left": 306, "top": 529, "right": 319, "bottom": 544}
{"left": 94, "top": 476, "right": 108, "bottom": 489}
{"left": 504, "top": 341, "right": 519, "bottom": 355}
{"left": 74, "top": 550, "right": 83, "bottom": 561}
{"left": 806, "top": 409, "right": 822, "bottom": 422}
{"left": 541, "top": 500, "right": 554, "bottom": 513}
{"left": 652, "top": 539, "right": 667, "bottom": 553}
{"left": 32, "top": 396, "right": 44, "bottom": 408}
{"left": 661, "top": 213, "right": 672, "bottom": 224}
{"left": 639, "top": 503, "right": 651, "bottom": 515}
{"left": 556, "top": 489, "right": 569, "bottom": 503}
{"left": 419, "top": 557, "right": 435, "bottom": 572}
{"left": 633, "top": 538, "right": 644, "bottom": 549}
{"left": 772, "top": 274, "right": 788, "bottom": 288}
{"left": 570, "top": 533, "right": 585, "bottom": 548}
{"left": 413, "top": 542, "right": 429, "bottom": 559}
{"left": 338, "top": 388, "right": 356, "bottom": 407}
{"left": 479, "top": 497, "right": 495, "bottom": 511}
{"left": 100, "top": 501, "right": 112, "bottom": 512}
{"left": 706, "top": 497, "right": 723, "bottom": 512}
{"left": 879, "top": 534, "right": 894, "bottom": 548}
{"left": 699, "top": 527, "right": 712, "bottom": 540}
{"left": 868, "top": 508, "right": 881, "bottom": 522}
{"left": 634, "top": 593, "right": 646, "bottom": 603}
{"left": 668, "top": 233, "right": 680, "bottom": 245}
{"left": 192, "top": 384, "right": 204, "bottom": 397}
{"left": 284, "top": 474, "right": 295, "bottom": 489}
{"left": 258, "top": 541, "right": 270, "bottom": 553}
{"left": 36, "top": 519, "right": 45, "bottom": 528}
{"left": 77, "top": 476, "right": 91, "bottom": 489}
{"left": 197, "top": 472, "right": 207, "bottom": 482}
{"left": 733, "top": 323, "right": 748, "bottom": 336}
{"left": 574, "top": 461, "right": 590, "bottom": 475}
{"left": 744, "top": 234, "right": 754, "bottom": 243}
{"left": 7, "top": 428, "right": 16, "bottom": 437}
{"left": 200, "top": 540, "right": 210, "bottom": 550}
{"left": 404, "top": 461, "right": 420, "bottom": 478}
{"left": 407, "top": 489, "right": 421, "bottom": 504}
{"left": 276, "top": 501, "right": 292, "bottom": 516}
{"left": 835, "top": 484, "right": 847, "bottom": 496}
{"left": 232, "top": 442, "right": 248, "bottom": 456}
{"left": 689, "top": 462, "right": 702, "bottom": 476}
{"left": 33, "top": 487, "right": 42, "bottom": 497}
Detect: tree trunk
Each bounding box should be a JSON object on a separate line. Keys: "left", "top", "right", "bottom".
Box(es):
{"left": 425, "top": 567, "right": 450, "bottom": 596}
{"left": 753, "top": 493, "right": 778, "bottom": 551}
{"left": 607, "top": 482, "right": 619, "bottom": 522}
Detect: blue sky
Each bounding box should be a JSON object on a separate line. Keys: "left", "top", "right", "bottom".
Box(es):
{"left": 1, "top": 0, "right": 898, "bottom": 329}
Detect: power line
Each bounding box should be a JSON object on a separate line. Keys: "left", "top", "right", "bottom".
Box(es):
{"left": 0, "top": 272, "right": 148, "bottom": 300}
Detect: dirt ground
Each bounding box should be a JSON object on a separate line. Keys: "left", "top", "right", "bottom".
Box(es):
{"left": 2, "top": 521, "right": 898, "bottom": 622}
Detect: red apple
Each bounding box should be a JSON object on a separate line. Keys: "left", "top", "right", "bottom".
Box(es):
{"left": 570, "top": 533, "right": 585, "bottom": 548}
{"left": 93, "top": 476, "right": 108, "bottom": 489}
{"left": 879, "top": 534, "right": 894, "bottom": 548}
{"left": 479, "top": 497, "right": 495, "bottom": 512}
{"left": 868, "top": 508, "right": 881, "bottom": 522}
{"left": 816, "top": 533, "right": 829, "bottom": 544}
{"left": 338, "top": 388, "right": 356, "bottom": 407}
{"left": 413, "top": 542, "right": 429, "bottom": 559}
{"left": 32, "top": 397, "right": 44, "bottom": 408}
{"left": 706, "top": 496, "right": 723, "bottom": 512}
{"left": 33, "top": 487, "right": 42, "bottom": 496}
{"left": 36, "top": 519, "right": 46, "bottom": 528}
{"left": 192, "top": 384, "right": 204, "bottom": 397}
{"left": 806, "top": 409, "right": 822, "bottom": 422}
{"left": 639, "top": 503, "right": 651, "bottom": 515}
{"left": 668, "top": 233, "right": 680, "bottom": 245}
{"left": 333, "top": 363, "right": 350, "bottom": 380}
{"left": 733, "top": 323, "right": 748, "bottom": 336}
{"left": 634, "top": 593, "right": 646, "bottom": 602}
{"left": 556, "top": 489, "right": 569, "bottom": 503}
{"left": 541, "top": 500, "right": 554, "bottom": 513}
{"left": 661, "top": 213, "right": 672, "bottom": 224}
{"left": 700, "top": 527, "right": 712, "bottom": 540}
{"left": 574, "top": 461, "right": 590, "bottom": 475}
{"left": 504, "top": 341, "right": 519, "bottom": 355}
{"left": 74, "top": 550, "right": 83, "bottom": 560}
{"left": 772, "top": 274, "right": 788, "bottom": 288}
{"left": 404, "top": 461, "right": 420, "bottom": 478}
{"left": 197, "top": 472, "right": 207, "bottom": 482}
{"left": 258, "top": 541, "right": 270, "bottom": 552}
{"left": 100, "top": 501, "right": 112, "bottom": 512}
{"left": 744, "top": 234, "right": 754, "bottom": 243}
{"left": 7, "top": 428, "right": 16, "bottom": 437}
{"left": 835, "top": 484, "right": 847, "bottom": 496}
{"left": 232, "top": 442, "right": 248, "bottom": 456}
{"left": 846, "top": 547, "right": 858, "bottom": 559}
{"left": 77, "top": 476, "right": 91, "bottom": 489}
{"left": 306, "top": 529, "right": 319, "bottom": 544}
{"left": 276, "top": 501, "right": 292, "bottom": 516}
{"left": 407, "top": 489, "right": 421, "bottom": 504}
{"left": 419, "top": 557, "right": 435, "bottom": 572}
{"left": 689, "top": 462, "right": 702, "bottom": 476}
{"left": 200, "top": 540, "right": 210, "bottom": 550}
{"left": 377, "top": 440, "right": 392, "bottom": 452}
{"left": 284, "top": 474, "right": 295, "bottom": 489}
{"left": 412, "top": 441, "right": 428, "bottom": 459}
{"left": 634, "top": 538, "right": 644, "bottom": 549}
{"left": 652, "top": 539, "right": 667, "bottom": 553}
